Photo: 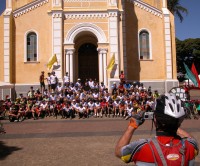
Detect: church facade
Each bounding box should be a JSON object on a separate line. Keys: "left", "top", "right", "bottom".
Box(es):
{"left": 0, "top": 0, "right": 178, "bottom": 97}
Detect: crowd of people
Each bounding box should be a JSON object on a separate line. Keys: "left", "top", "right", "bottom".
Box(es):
{"left": 0, "top": 71, "right": 161, "bottom": 122}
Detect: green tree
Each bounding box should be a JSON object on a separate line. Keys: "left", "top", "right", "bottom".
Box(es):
{"left": 167, "top": 0, "right": 188, "bottom": 22}
{"left": 176, "top": 38, "right": 200, "bottom": 81}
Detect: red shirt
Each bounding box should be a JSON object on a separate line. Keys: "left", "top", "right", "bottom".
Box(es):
{"left": 100, "top": 101, "right": 108, "bottom": 108}
{"left": 121, "top": 136, "right": 198, "bottom": 166}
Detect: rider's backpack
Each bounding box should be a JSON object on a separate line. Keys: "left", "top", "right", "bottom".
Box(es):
{"left": 148, "top": 137, "right": 188, "bottom": 166}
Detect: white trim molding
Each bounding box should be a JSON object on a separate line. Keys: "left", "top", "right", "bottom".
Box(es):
{"left": 3, "top": 9, "right": 12, "bottom": 83}
{"left": 108, "top": 10, "right": 119, "bottom": 78}
{"left": 64, "top": 11, "right": 118, "bottom": 19}
{"left": 52, "top": 10, "right": 63, "bottom": 80}
{"left": 13, "top": 0, "right": 49, "bottom": 18}
{"left": 7, "top": 0, "right": 12, "bottom": 9}
{"left": 129, "top": 0, "right": 163, "bottom": 18}
{"left": 65, "top": 12, "right": 109, "bottom": 19}
{"left": 64, "top": 22, "right": 107, "bottom": 44}
{"left": 163, "top": 0, "right": 167, "bottom": 8}
{"left": 138, "top": 28, "right": 152, "bottom": 60}
{"left": 162, "top": 8, "right": 172, "bottom": 79}
{"left": 24, "top": 30, "right": 39, "bottom": 62}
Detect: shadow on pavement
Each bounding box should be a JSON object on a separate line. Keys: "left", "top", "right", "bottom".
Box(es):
{"left": 0, "top": 141, "right": 22, "bottom": 160}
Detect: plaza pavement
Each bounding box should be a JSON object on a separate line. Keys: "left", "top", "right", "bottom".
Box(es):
{"left": 0, "top": 117, "right": 200, "bottom": 166}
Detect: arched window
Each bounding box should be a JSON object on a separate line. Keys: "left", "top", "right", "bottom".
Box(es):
{"left": 27, "top": 32, "right": 37, "bottom": 61}
{"left": 139, "top": 30, "right": 150, "bottom": 60}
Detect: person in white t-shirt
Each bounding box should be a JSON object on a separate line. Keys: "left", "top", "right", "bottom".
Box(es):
{"left": 113, "top": 98, "right": 120, "bottom": 117}
{"left": 92, "top": 90, "right": 99, "bottom": 101}
{"left": 87, "top": 99, "right": 95, "bottom": 118}
{"left": 63, "top": 72, "right": 70, "bottom": 85}
{"left": 50, "top": 71, "right": 58, "bottom": 92}
{"left": 94, "top": 100, "right": 101, "bottom": 117}
{"left": 99, "top": 82, "right": 106, "bottom": 92}
{"left": 39, "top": 100, "right": 48, "bottom": 116}
{"left": 88, "top": 78, "right": 94, "bottom": 88}
{"left": 55, "top": 82, "right": 63, "bottom": 95}
{"left": 76, "top": 104, "right": 86, "bottom": 119}
{"left": 125, "top": 104, "right": 135, "bottom": 120}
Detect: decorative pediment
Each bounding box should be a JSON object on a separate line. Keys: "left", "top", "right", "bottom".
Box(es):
{"left": 129, "top": 0, "right": 162, "bottom": 18}
{"left": 13, "top": 0, "right": 49, "bottom": 18}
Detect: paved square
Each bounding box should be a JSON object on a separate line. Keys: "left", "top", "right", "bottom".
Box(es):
{"left": 0, "top": 118, "right": 200, "bottom": 166}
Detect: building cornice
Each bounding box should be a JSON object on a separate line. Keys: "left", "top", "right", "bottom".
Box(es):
{"left": 13, "top": 0, "right": 49, "bottom": 18}
{"left": 129, "top": 0, "right": 162, "bottom": 18}
{"left": 64, "top": 10, "right": 119, "bottom": 19}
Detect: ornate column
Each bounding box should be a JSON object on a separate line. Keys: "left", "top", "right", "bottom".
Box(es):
{"left": 65, "top": 50, "right": 70, "bottom": 75}
{"left": 102, "top": 49, "right": 108, "bottom": 86}
{"left": 66, "top": 49, "right": 74, "bottom": 83}
{"left": 98, "top": 49, "right": 104, "bottom": 84}
{"left": 98, "top": 48, "right": 108, "bottom": 86}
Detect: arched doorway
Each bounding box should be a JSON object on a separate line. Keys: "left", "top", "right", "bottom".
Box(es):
{"left": 78, "top": 43, "right": 99, "bottom": 81}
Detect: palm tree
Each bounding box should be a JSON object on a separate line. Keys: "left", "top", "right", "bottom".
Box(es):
{"left": 167, "top": 0, "right": 188, "bottom": 22}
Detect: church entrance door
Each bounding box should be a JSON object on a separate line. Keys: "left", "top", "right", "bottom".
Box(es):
{"left": 78, "top": 43, "right": 99, "bottom": 82}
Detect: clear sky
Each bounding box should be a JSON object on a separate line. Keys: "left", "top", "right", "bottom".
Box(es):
{"left": 0, "top": 0, "right": 199, "bottom": 40}
{"left": 175, "top": 0, "right": 200, "bottom": 40}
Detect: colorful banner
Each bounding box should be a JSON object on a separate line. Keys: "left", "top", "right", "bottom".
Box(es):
{"left": 191, "top": 62, "right": 200, "bottom": 88}
{"left": 47, "top": 54, "right": 58, "bottom": 70}
{"left": 183, "top": 63, "right": 198, "bottom": 87}
{"left": 106, "top": 53, "right": 115, "bottom": 71}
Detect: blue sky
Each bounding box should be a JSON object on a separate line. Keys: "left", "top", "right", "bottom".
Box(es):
{"left": 0, "top": 0, "right": 199, "bottom": 40}
{"left": 175, "top": 0, "right": 200, "bottom": 40}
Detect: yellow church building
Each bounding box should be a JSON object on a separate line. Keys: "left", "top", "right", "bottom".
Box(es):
{"left": 0, "top": 0, "right": 178, "bottom": 98}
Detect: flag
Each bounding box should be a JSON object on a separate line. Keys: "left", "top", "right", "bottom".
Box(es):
{"left": 47, "top": 54, "right": 58, "bottom": 70}
{"left": 191, "top": 62, "right": 200, "bottom": 88}
{"left": 106, "top": 53, "right": 115, "bottom": 71}
{"left": 183, "top": 63, "right": 198, "bottom": 87}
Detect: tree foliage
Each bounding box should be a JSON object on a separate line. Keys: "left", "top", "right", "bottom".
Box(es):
{"left": 167, "top": 0, "right": 188, "bottom": 22}
{"left": 176, "top": 38, "right": 200, "bottom": 81}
